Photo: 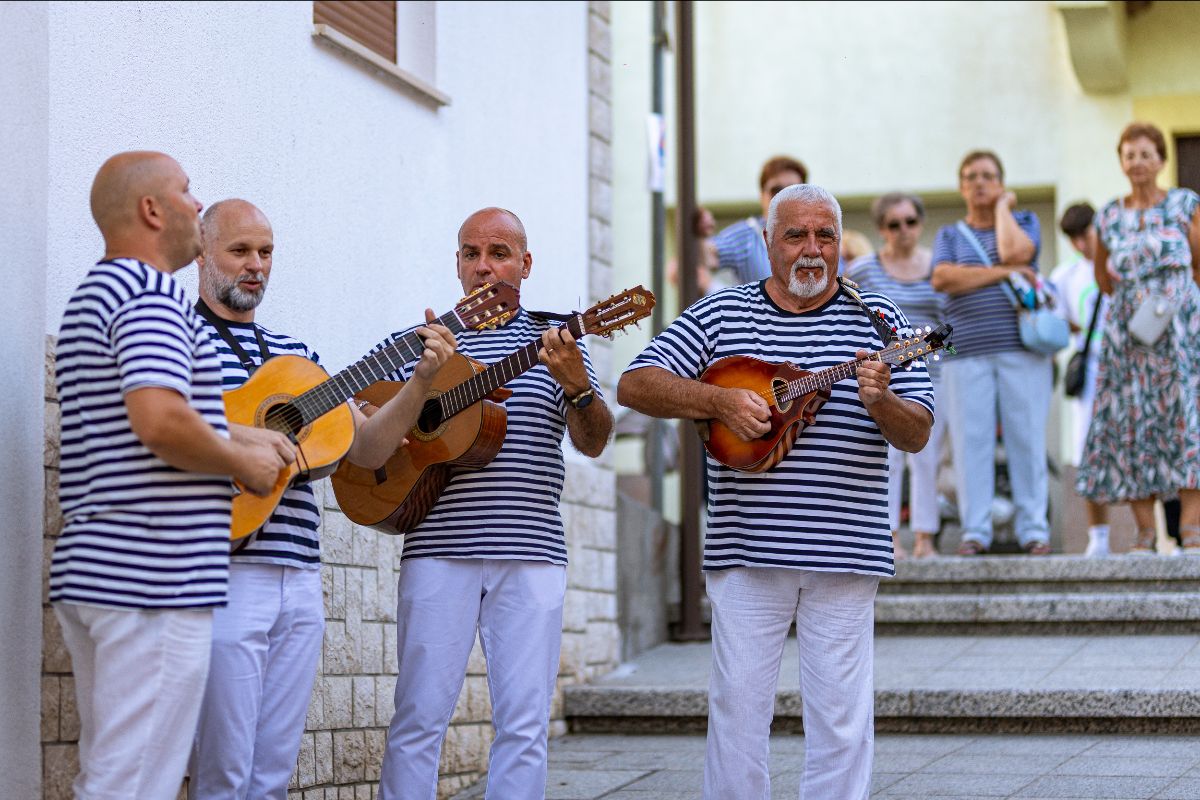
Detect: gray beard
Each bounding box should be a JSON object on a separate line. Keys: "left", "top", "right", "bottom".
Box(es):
{"left": 788, "top": 259, "right": 829, "bottom": 299}
{"left": 203, "top": 270, "right": 267, "bottom": 312}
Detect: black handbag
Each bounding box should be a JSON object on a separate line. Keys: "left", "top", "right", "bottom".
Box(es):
{"left": 1063, "top": 291, "right": 1103, "bottom": 398}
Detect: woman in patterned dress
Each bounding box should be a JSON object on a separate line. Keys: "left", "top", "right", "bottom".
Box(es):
{"left": 847, "top": 193, "right": 946, "bottom": 559}
{"left": 1076, "top": 122, "right": 1200, "bottom": 553}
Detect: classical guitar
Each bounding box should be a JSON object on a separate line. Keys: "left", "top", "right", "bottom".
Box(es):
{"left": 699, "top": 324, "right": 953, "bottom": 473}
{"left": 331, "top": 286, "right": 657, "bottom": 534}
{"left": 224, "top": 282, "right": 520, "bottom": 540}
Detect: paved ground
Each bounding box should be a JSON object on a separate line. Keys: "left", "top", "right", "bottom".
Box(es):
{"left": 452, "top": 732, "right": 1200, "bottom": 799}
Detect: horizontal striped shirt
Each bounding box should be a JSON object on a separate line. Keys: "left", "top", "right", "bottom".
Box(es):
{"left": 931, "top": 211, "right": 1041, "bottom": 358}
{"left": 52, "top": 259, "right": 232, "bottom": 609}
{"left": 624, "top": 281, "right": 935, "bottom": 577}
{"left": 375, "top": 309, "right": 600, "bottom": 565}
{"left": 712, "top": 216, "right": 771, "bottom": 284}
{"left": 202, "top": 317, "right": 323, "bottom": 568}
{"left": 845, "top": 254, "right": 947, "bottom": 379}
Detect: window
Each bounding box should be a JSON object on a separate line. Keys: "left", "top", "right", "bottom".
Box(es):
{"left": 1176, "top": 134, "right": 1200, "bottom": 195}
{"left": 313, "top": 0, "right": 448, "bottom": 106}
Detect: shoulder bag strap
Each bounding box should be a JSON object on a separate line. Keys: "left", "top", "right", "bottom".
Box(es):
{"left": 955, "top": 220, "right": 1022, "bottom": 309}
{"left": 1078, "top": 290, "right": 1104, "bottom": 359}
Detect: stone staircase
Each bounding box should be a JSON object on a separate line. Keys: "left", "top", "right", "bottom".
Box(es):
{"left": 565, "top": 556, "right": 1200, "bottom": 735}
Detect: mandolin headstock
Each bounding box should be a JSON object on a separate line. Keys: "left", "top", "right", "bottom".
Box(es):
{"left": 880, "top": 323, "right": 955, "bottom": 369}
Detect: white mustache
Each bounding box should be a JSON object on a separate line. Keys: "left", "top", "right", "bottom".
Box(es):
{"left": 238, "top": 271, "right": 266, "bottom": 284}
{"left": 791, "top": 257, "right": 826, "bottom": 271}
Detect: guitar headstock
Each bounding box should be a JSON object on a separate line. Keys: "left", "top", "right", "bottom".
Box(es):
{"left": 580, "top": 286, "right": 656, "bottom": 339}
{"left": 455, "top": 281, "right": 520, "bottom": 330}
{"left": 880, "top": 322, "right": 955, "bottom": 368}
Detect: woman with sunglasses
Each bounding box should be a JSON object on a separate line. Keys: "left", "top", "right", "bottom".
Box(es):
{"left": 847, "top": 193, "right": 945, "bottom": 558}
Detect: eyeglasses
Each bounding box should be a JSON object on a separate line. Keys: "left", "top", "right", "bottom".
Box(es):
{"left": 885, "top": 217, "right": 920, "bottom": 231}
{"left": 962, "top": 171, "right": 1000, "bottom": 183}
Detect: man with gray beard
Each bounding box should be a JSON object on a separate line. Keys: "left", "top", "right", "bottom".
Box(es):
{"left": 187, "top": 199, "right": 457, "bottom": 798}
{"left": 619, "top": 185, "right": 934, "bottom": 800}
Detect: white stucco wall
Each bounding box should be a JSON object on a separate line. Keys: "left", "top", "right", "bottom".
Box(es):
{"left": 43, "top": 0, "right": 590, "bottom": 376}
{"left": 0, "top": 3, "right": 49, "bottom": 796}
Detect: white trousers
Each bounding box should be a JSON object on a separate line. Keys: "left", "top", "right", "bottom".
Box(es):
{"left": 55, "top": 602, "right": 213, "bottom": 800}
{"left": 189, "top": 562, "right": 325, "bottom": 800}
{"left": 704, "top": 567, "right": 879, "bottom": 800}
{"left": 378, "top": 558, "right": 566, "bottom": 800}
{"left": 887, "top": 400, "right": 946, "bottom": 533}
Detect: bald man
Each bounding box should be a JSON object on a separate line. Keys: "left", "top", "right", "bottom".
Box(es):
{"left": 51, "top": 153, "right": 295, "bottom": 799}
{"left": 187, "top": 199, "right": 457, "bottom": 799}
{"left": 374, "top": 207, "right": 613, "bottom": 800}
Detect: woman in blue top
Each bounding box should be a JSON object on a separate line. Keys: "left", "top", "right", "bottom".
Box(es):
{"left": 931, "top": 150, "right": 1053, "bottom": 556}
{"left": 848, "top": 192, "right": 946, "bottom": 559}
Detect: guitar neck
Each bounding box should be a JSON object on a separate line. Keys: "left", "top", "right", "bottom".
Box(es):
{"left": 437, "top": 314, "right": 584, "bottom": 419}
{"left": 292, "top": 310, "right": 467, "bottom": 424}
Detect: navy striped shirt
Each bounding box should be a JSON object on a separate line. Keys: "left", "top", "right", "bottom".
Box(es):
{"left": 845, "top": 254, "right": 946, "bottom": 379}
{"left": 624, "top": 281, "right": 935, "bottom": 577}
{"left": 931, "top": 212, "right": 1041, "bottom": 358}
{"left": 712, "top": 216, "right": 771, "bottom": 284}
{"left": 52, "top": 259, "right": 233, "bottom": 609}
{"left": 375, "top": 310, "right": 601, "bottom": 565}
{"left": 201, "top": 318, "right": 323, "bottom": 568}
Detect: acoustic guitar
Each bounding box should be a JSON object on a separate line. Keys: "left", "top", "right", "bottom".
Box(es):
{"left": 223, "top": 281, "right": 520, "bottom": 540}
{"left": 331, "top": 286, "right": 656, "bottom": 534}
{"left": 698, "top": 324, "right": 953, "bottom": 473}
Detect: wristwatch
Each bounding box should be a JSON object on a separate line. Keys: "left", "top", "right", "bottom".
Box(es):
{"left": 568, "top": 387, "right": 595, "bottom": 410}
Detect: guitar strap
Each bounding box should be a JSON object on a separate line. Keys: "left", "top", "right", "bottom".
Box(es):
{"left": 837, "top": 275, "right": 897, "bottom": 345}
{"left": 195, "top": 298, "right": 273, "bottom": 375}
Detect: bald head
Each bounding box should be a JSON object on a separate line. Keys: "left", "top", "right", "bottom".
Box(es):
{"left": 202, "top": 199, "right": 271, "bottom": 254}
{"left": 90, "top": 151, "right": 203, "bottom": 271}
{"left": 458, "top": 207, "right": 527, "bottom": 253}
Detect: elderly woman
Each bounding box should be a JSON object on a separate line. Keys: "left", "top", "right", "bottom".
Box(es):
{"left": 931, "top": 151, "right": 1053, "bottom": 556}
{"left": 1077, "top": 122, "right": 1200, "bottom": 553}
{"left": 847, "top": 193, "right": 945, "bottom": 558}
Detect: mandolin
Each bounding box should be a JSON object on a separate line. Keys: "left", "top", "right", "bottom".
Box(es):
{"left": 331, "top": 286, "right": 656, "bottom": 534}
{"left": 698, "top": 324, "right": 952, "bottom": 473}
{"left": 223, "top": 281, "right": 520, "bottom": 540}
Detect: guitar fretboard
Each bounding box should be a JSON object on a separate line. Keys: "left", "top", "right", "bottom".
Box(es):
{"left": 779, "top": 345, "right": 924, "bottom": 403}
{"left": 287, "top": 310, "right": 467, "bottom": 425}
{"left": 436, "top": 314, "right": 585, "bottom": 420}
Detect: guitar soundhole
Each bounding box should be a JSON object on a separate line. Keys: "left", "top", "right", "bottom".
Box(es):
{"left": 265, "top": 402, "right": 305, "bottom": 439}
{"left": 416, "top": 399, "right": 444, "bottom": 435}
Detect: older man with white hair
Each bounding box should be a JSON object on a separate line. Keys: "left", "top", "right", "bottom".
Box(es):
{"left": 618, "top": 184, "right": 935, "bottom": 800}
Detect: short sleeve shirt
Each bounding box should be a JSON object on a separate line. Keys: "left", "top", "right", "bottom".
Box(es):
{"left": 373, "top": 309, "right": 601, "bottom": 565}
{"left": 623, "top": 281, "right": 935, "bottom": 577}
{"left": 51, "top": 259, "right": 233, "bottom": 609}
{"left": 931, "top": 211, "right": 1041, "bottom": 357}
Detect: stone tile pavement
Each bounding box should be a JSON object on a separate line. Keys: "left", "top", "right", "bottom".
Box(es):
{"left": 452, "top": 732, "right": 1200, "bottom": 799}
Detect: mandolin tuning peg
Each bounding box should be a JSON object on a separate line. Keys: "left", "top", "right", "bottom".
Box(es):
{"left": 932, "top": 354, "right": 940, "bottom": 361}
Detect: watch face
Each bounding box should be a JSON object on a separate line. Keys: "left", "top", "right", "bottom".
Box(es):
{"left": 572, "top": 390, "right": 594, "bottom": 409}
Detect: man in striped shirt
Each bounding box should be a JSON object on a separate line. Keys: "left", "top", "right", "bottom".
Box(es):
{"left": 619, "top": 185, "right": 934, "bottom": 800}
{"left": 710, "top": 155, "right": 808, "bottom": 284}
{"left": 52, "top": 153, "right": 295, "bottom": 800}
{"left": 186, "top": 199, "right": 456, "bottom": 799}
{"left": 376, "top": 208, "right": 614, "bottom": 800}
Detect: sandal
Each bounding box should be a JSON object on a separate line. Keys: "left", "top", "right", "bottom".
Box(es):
{"left": 1023, "top": 540, "right": 1052, "bottom": 556}
{"left": 892, "top": 531, "right": 909, "bottom": 561}
{"left": 1130, "top": 528, "right": 1157, "bottom": 555}
{"left": 957, "top": 540, "right": 986, "bottom": 556}
{"left": 1181, "top": 525, "right": 1200, "bottom": 554}
{"left": 912, "top": 532, "right": 938, "bottom": 559}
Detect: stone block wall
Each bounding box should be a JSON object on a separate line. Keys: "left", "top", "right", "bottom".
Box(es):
{"left": 40, "top": 8, "right": 616, "bottom": 798}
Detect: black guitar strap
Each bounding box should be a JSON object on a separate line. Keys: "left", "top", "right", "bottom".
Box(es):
{"left": 195, "top": 298, "right": 273, "bottom": 375}
{"left": 838, "top": 276, "right": 898, "bottom": 345}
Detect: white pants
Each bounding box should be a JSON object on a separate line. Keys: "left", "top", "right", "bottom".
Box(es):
{"left": 189, "top": 562, "right": 325, "bottom": 800}
{"left": 704, "top": 567, "right": 879, "bottom": 800}
{"left": 54, "top": 602, "right": 213, "bottom": 800}
{"left": 378, "top": 558, "right": 566, "bottom": 800}
{"left": 887, "top": 399, "right": 946, "bottom": 533}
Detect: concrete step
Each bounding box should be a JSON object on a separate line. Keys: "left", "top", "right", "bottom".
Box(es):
{"left": 875, "top": 591, "right": 1200, "bottom": 636}
{"left": 882, "top": 554, "right": 1200, "bottom": 596}
{"left": 565, "top": 637, "right": 1200, "bottom": 735}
